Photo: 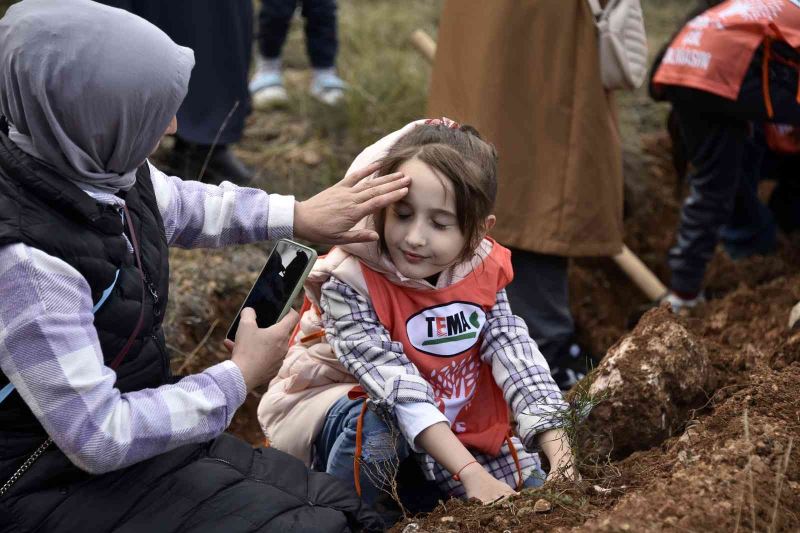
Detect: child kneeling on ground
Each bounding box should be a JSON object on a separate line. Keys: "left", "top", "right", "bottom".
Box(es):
{"left": 258, "top": 119, "right": 575, "bottom": 513}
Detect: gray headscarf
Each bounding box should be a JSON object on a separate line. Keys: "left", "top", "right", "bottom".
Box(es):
{"left": 0, "top": 0, "right": 194, "bottom": 192}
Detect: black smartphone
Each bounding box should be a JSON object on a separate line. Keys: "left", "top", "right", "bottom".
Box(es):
{"left": 226, "top": 239, "right": 317, "bottom": 341}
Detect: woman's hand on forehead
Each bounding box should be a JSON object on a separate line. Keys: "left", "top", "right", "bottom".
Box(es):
{"left": 293, "top": 162, "right": 410, "bottom": 245}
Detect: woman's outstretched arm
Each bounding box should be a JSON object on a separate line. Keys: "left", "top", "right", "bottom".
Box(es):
{"left": 0, "top": 243, "right": 247, "bottom": 474}
{"left": 149, "top": 160, "right": 409, "bottom": 249}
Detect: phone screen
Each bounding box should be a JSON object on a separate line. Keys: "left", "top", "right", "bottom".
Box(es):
{"left": 226, "top": 240, "right": 313, "bottom": 341}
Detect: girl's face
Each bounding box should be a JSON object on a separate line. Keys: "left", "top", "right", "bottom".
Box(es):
{"left": 384, "top": 158, "right": 467, "bottom": 280}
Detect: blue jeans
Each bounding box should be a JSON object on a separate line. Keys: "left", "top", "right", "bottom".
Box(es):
{"left": 313, "top": 397, "right": 546, "bottom": 508}
{"left": 313, "top": 396, "right": 411, "bottom": 507}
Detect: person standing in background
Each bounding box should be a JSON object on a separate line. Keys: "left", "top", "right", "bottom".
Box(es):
{"left": 250, "top": 0, "right": 347, "bottom": 108}
{"left": 427, "top": 0, "right": 624, "bottom": 390}
{"left": 651, "top": 0, "right": 800, "bottom": 311}
{"left": 98, "top": 0, "right": 255, "bottom": 185}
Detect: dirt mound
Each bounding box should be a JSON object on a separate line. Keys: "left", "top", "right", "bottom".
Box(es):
{"left": 395, "top": 274, "right": 800, "bottom": 533}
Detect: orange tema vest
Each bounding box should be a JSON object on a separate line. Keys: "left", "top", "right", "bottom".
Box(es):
{"left": 360, "top": 240, "right": 513, "bottom": 456}
{"left": 654, "top": 0, "right": 800, "bottom": 100}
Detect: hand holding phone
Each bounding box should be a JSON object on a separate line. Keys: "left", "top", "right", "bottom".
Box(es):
{"left": 228, "top": 307, "right": 299, "bottom": 391}
{"left": 227, "top": 239, "right": 317, "bottom": 341}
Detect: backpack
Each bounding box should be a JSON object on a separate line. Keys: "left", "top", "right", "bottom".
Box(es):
{"left": 586, "top": 0, "right": 649, "bottom": 90}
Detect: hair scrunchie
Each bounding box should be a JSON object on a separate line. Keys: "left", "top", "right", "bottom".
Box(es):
{"left": 424, "top": 117, "right": 461, "bottom": 129}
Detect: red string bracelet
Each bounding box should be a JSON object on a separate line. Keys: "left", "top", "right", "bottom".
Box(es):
{"left": 452, "top": 460, "right": 479, "bottom": 481}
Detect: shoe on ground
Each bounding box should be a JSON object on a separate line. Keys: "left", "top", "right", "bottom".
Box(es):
{"left": 662, "top": 291, "right": 706, "bottom": 314}
{"left": 250, "top": 67, "right": 289, "bottom": 110}
{"left": 167, "top": 139, "right": 253, "bottom": 186}
{"left": 309, "top": 69, "right": 347, "bottom": 106}
{"left": 627, "top": 290, "right": 706, "bottom": 328}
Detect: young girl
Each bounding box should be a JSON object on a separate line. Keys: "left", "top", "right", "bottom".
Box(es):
{"left": 259, "top": 119, "right": 575, "bottom": 508}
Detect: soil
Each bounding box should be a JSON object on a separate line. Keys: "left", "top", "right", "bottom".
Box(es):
{"left": 163, "top": 122, "right": 800, "bottom": 530}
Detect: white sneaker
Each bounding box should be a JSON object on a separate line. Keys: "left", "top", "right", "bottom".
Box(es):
{"left": 662, "top": 291, "right": 706, "bottom": 314}
{"left": 249, "top": 60, "right": 289, "bottom": 110}
{"left": 309, "top": 69, "right": 347, "bottom": 106}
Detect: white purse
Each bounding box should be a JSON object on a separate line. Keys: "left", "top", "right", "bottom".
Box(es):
{"left": 586, "top": 0, "right": 649, "bottom": 91}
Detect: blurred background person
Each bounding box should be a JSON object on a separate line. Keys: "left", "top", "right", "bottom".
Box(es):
{"left": 250, "top": 0, "right": 347, "bottom": 108}
{"left": 98, "top": 1, "right": 255, "bottom": 185}
{"left": 427, "top": 0, "right": 624, "bottom": 389}
{"left": 650, "top": 0, "right": 800, "bottom": 311}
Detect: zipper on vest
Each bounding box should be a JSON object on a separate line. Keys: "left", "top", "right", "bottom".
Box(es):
{"left": 120, "top": 205, "right": 161, "bottom": 318}
{"left": 143, "top": 271, "right": 160, "bottom": 317}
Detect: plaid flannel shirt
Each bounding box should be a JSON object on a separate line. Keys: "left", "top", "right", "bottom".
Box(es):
{"left": 0, "top": 161, "right": 293, "bottom": 474}
{"left": 320, "top": 276, "right": 569, "bottom": 495}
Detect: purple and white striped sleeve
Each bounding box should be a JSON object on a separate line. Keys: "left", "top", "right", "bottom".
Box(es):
{"left": 0, "top": 243, "right": 247, "bottom": 474}
{"left": 146, "top": 161, "right": 294, "bottom": 248}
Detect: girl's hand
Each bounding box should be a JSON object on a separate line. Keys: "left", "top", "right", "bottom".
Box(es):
{"left": 459, "top": 462, "right": 516, "bottom": 503}
{"left": 546, "top": 458, "right": 579, "bottom": 482}
{"left": 537, "top": 428, "right": 579, "bottom": 482}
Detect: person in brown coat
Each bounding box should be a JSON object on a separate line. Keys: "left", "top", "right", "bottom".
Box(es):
{"left": 428, "top": 0, "right": 624, "bottom": 388}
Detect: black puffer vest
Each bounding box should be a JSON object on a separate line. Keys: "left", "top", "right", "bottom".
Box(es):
{"left": 0, "top": 131, "right": 170, "bottom": 470}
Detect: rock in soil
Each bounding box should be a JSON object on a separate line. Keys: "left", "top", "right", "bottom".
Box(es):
{"left": 582, "top": 306, "right": 712, "bottom": 460}
{"left": 789, "top": 301, "right": 800, "bottom": 329}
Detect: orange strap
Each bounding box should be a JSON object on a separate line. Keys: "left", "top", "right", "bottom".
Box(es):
{"left": 763, "top": 38, "right": 775, "bottom": 119}
{"left": 289, "top": 296, "right": 313, "bottom": 346}
{"left": 505, "top": 434, "right": 524, "bottom": 491}
{"left": 299, "top": 330, "right": 326, "bottom": 344}
{"left": 353, "top": 400, "right": 369, "bottom": 497}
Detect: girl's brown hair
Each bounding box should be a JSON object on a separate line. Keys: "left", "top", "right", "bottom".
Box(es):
{"left": 373, "top": 122, "right": 498, "bottom": 262}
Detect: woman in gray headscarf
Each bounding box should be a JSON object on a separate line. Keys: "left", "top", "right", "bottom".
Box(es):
{"left": 0, "top": 1, "right": 406, "bottom": 531}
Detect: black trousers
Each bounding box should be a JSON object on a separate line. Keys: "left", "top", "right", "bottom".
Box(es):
{"left": 505, "top": 249, "right": 574, "bottom": 366}
{"left": 98, "top": 0, "right": 253, "bottom": 146}
{"left": 258, "top": 0, "right": 338, "bottom": 69}
{"left": 664, "top": 42, "right": 800, "bottom": 295}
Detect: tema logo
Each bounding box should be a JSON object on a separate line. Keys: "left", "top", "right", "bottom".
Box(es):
{"left": 406, "top": 301, "right": 486, "bottom": 357}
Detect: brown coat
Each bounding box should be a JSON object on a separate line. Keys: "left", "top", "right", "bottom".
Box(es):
{"left": 427, "top": 0, "right": 624, "bottom": 257}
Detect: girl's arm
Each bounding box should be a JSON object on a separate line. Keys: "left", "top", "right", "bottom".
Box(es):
{"left": 148, "top": 161, "right": 293, "bottom": 249}
{"left": 0, "top": 243, "right": 247, "bottom": 474}
{"left": 481, "top": 289, "right": 576, "bottom": 478}
{"left": 415, "top": 422, "right": 516, "bottom": 502}
{"left": 321, "top": 277, "right": 516, "bottom": 502}
{"left": 320, "top": 277, "right": 440, "bottom": 427}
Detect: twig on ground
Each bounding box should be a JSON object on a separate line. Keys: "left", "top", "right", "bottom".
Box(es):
{"left": 177, "top": 319, "right": 220, "bottom": 374}
{"left": 198, "top": 100, "right": 240, "bottom": 181}
{"left": 769, "top": 437, "right": 793, "bottom": 533}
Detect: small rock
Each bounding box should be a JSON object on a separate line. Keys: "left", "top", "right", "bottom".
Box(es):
{"left": 493, "top": 515, "right": 509, "bottom": 527}
{"left": 533, "top": 498, "right": 552, "bottom": 513}
{"left": 401, "top": 524, "right": 419, "bottom": 533}
{"left": 301, "top": 150, "right": 322, "bottom": 167}
{"left": 593, "top": 484, "right": 613, "bottom": 495}
{"left": 789, "top": 301, "right": 800, "bottom": 330}
{"left": 517, "top": 506, "right": 536, "bottom": 518}
{"left": 439, "top": 516, "right": 455, "bottom": 523}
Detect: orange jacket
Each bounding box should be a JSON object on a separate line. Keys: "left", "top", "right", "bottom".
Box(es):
{"left": 654, "top": 0, "right": 800, "bottom": 100}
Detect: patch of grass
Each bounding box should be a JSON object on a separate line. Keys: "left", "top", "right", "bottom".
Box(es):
{"left": 617, "top": 0, "right": 698, "bottom": 153}
{"left": 257, "top": 0, "right": 442, "bottom": 191}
